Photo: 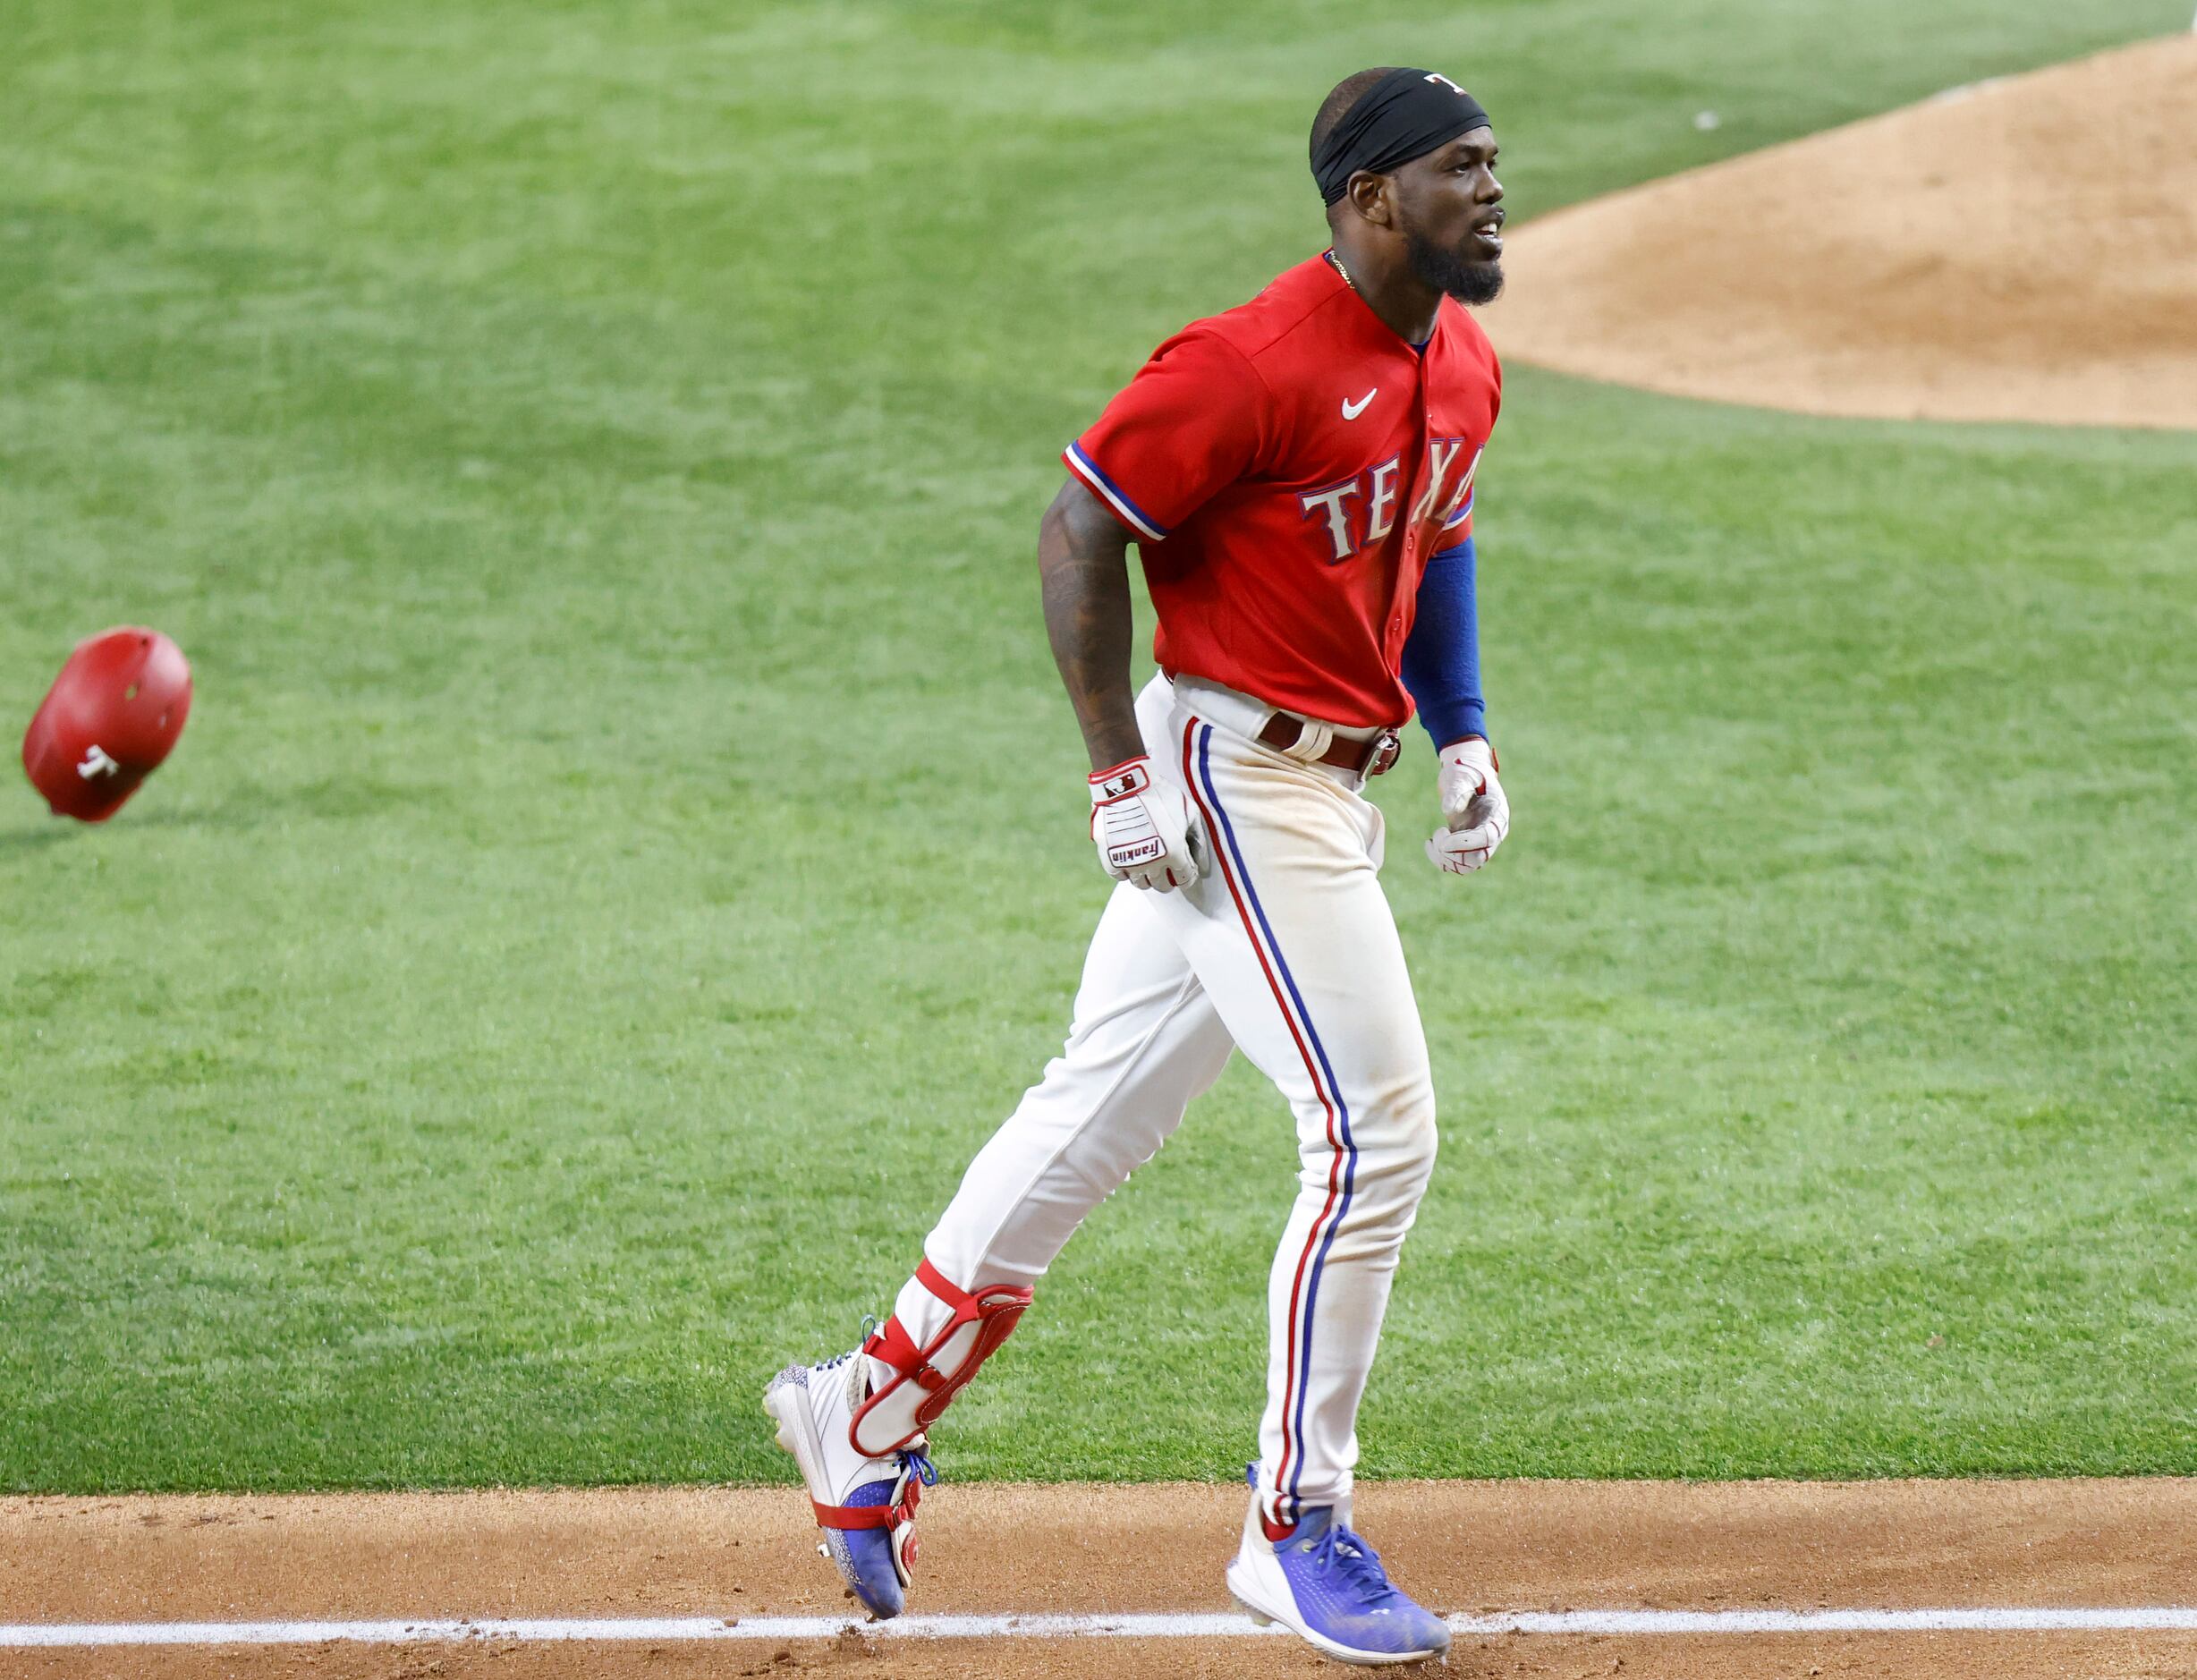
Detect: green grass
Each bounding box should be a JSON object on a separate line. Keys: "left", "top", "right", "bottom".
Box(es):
{"left": 3, "top": 0, "right": 2193, "bottom": 1492}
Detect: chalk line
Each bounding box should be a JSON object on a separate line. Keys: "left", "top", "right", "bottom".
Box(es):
{"left": 5, "top": 1608, "right": 2197, "bottom": 1646}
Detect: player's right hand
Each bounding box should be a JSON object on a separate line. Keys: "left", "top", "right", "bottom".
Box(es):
{"left": 1088, "top": 757, "right": 1205, "bottom": 892}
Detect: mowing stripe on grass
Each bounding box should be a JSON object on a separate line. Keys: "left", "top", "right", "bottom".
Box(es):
{"left": 6, "top": 1608, "right": 2197, "bottom": 1645}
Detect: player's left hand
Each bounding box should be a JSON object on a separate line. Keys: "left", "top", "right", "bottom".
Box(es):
{"left": 1426, "top": 737, "right": 1508, "bottom": 875}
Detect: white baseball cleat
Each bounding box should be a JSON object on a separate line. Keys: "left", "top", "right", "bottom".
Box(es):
{"left": 763, "top": 1350, "right": 937, "bottom": 1620}
{"left": 1225, "top": 1470, "right": 1451, "bottom": 1666}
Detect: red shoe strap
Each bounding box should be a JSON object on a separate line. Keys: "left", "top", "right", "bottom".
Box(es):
{"left": 812, "top": 1474, "right": 923, "bottom": 1532}
{"left": 812, "top": 1497, "right": 895, "bottom": 1530}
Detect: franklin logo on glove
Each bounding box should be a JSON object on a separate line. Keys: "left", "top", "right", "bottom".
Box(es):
{"left": 1088, "top": 755, "right": 1206, "bottom": 890}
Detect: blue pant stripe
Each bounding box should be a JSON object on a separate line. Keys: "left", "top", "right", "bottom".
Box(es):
{"left": 1194, "top": 725, "right": 1360, "bottom": 1520}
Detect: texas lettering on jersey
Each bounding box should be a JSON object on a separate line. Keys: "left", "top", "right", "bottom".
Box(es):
{"left": 1065, "top": 252, "right": 1503, "bottom": 728}
{"left": 1298, "top": 437, "right": 1482, "bottom": 564}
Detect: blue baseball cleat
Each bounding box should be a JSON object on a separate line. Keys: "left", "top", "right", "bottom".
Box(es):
{"left": 1226, "top": 1469, "right": 1450, "bottom": 1666}
{"left": 764, "top": 1352, "right": 938, "bottom": 1619}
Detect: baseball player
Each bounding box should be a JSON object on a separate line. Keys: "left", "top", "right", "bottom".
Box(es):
{"left": 768, "top": 66, "right": 1509, "bottom": 1667}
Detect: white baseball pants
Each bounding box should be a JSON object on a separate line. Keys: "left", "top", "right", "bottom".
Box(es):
{"left": 882, "top": 674, "right": 1438, "bottom": 1527}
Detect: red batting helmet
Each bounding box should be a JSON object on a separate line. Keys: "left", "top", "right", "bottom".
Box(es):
{"left": 22, "top": 627, "right": 193, "bottom": 822}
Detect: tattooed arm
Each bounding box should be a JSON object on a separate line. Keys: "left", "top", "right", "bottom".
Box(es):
{"left": 1039, "top": 476, "right": 1205, "bottom": 890}
{"left": 1038, "top": 477, "right": 1147, "bottom": 772}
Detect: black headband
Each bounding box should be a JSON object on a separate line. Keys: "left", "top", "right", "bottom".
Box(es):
{"left": 1311, "top": 68, "right": 1490, "bottom": 207}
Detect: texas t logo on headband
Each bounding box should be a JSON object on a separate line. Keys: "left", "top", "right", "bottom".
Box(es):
{"left": 1310, "top": 67, "right": 1491, "bottom": 206}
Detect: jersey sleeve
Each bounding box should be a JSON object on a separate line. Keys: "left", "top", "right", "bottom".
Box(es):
{"left": 1435, "top": 441, "right": 1482, "bottom": 551}
{"left": 1433, "top": 321, "right": 1499, "bottom": 551}
{"left": 1064, "top": 329, "right": 1268, "bottom": 542}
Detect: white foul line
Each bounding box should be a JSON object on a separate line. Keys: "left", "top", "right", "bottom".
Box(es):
{"left": 4, "top": 1608, "right": 2197, "bottom": 1646}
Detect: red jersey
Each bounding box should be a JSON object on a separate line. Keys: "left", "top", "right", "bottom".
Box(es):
{"left": 1065, "top": 252, "right": 1501, "bottom": 729}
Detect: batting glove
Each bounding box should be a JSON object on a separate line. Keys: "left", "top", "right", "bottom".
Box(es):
{"left": 1089, "top": 757, "right": 1205, "bottom": 892}
{"left": 1426, "top": 737, "right": 1509, "bottom": 875}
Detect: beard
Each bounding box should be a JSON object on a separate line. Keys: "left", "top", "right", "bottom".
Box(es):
{"left": 1405, "top": 226, "right": 1505, "bottom": 306}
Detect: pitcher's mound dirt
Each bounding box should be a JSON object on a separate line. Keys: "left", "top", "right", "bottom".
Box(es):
{"left": 1485, "top": 34, "right": 2197, "bottom": 428}
{"left": 8, "top": 1479, "right": 2197, "bottom": 1678}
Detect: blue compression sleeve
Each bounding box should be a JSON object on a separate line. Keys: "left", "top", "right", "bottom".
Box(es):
{"left": 1400, "top": 537, "right": 1485, "bottom": 748}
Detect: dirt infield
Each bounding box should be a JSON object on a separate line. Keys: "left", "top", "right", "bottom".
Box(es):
{"left": 1485, "top": 34, "right": 2197, "bottom": 428}
{"left": 7, "top": 1479, "right": 2197, "bottom": 1677}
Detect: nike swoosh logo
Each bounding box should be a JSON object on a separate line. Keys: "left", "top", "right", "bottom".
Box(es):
{"left": 1341, "top": 389, "right": 1376, "bottom": 420}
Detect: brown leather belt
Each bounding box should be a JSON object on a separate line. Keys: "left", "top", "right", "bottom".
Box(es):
{"left": 1255, "top": 713, "right": 1403, "bottom": 776}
